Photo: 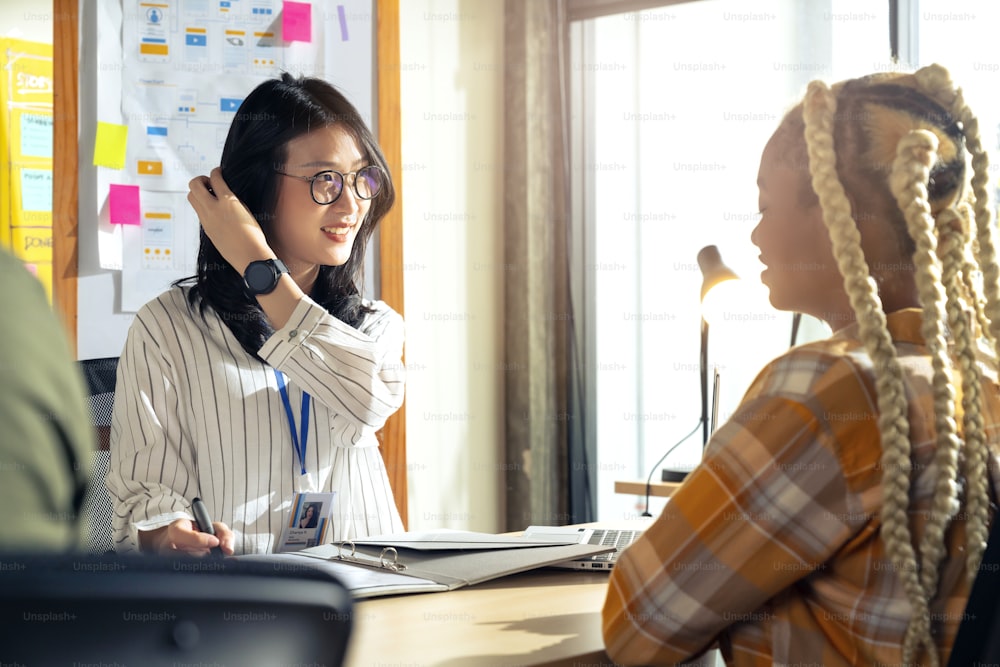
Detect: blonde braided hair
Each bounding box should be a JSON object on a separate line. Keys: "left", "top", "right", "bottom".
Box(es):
{"left": 937, "top": 205, "right": 990, "bottom": 577}
{"left": 797, "top": 63, "right": 997, "bottom": 665}
{"left": 801, "top": 80, "right": 934, "bottom": 665}
{"left": 925, "top": 70, "right": 998, "bottom": 574}
{"left": 888, "top": 130, "right": 963, "bottom": 612}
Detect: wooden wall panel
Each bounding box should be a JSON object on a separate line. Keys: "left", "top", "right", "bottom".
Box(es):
{"left": 375, "top": 0, "right": 407, "bottom": 526}
{"left": 52, "top": 0, "right": 78, "bottom": 351}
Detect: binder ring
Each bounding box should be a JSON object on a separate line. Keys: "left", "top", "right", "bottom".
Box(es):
{"left": 379, "top": 546, "right": 407, "bottom": 572}
{"left": 337, "top": 540, "right": 357, "bottom": 560}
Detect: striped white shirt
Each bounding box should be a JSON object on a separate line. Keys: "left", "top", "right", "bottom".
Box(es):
{"left": 108, "top": 286, "right": 405, "bottom": 554}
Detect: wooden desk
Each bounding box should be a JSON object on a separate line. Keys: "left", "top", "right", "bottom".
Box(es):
{"left": 346, "top": 569, "right": 616, "bottom": 667}
{"left": 345, "top": 520, "right": 722, "bottom": 667}
{"left": 614, "top": 479, "right": 682, "bottom": 498}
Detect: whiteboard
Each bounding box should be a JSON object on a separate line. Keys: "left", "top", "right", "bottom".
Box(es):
{"left": 77, "top": 0, "right": 375, "bottom": 359}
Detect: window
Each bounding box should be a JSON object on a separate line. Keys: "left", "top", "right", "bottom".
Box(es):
{"left": 567, "top": 0, "right": 986, "bottom": 521}
{"left": 914, "top": 0, "right": 1000, "bottom": 193}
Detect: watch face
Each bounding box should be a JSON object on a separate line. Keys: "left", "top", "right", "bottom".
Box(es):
{"left": 245, "top": 260, "right": 279, "bottom": 295}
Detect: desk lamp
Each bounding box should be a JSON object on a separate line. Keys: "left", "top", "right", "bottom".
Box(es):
{"left": 660, "top": 245, "right": 740, "bottom": 483}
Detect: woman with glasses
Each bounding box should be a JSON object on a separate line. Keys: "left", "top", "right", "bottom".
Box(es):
{"left": 108, "top": 74, "right": 404, "bottom": 556}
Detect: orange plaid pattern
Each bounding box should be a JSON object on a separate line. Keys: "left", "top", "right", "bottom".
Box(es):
{"left": 603, "top": 309, "right": 1000, "bottom": 666}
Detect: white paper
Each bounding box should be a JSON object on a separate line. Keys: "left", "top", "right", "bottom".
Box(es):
{"left": 351, "top": 530, "right": 579, "bottom": 551}
{"left": 121, "top": 190, "right": 200, "bottom": 311}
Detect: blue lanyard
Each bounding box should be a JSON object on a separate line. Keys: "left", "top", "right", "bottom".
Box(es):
{"left": 274, "top": 369, "right": 311, "bottom": 475}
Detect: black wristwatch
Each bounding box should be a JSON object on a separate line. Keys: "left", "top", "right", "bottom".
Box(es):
{"left": 243, "top": 258, "right": 289, "bottom": 296}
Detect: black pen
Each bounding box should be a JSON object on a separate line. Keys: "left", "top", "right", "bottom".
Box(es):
{"left": 192, "top": 497, "right": 224, "bottom": 556}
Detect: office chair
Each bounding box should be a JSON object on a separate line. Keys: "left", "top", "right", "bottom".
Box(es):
{"left": 78, "top": 356, "right": 119, "bottom": 554}
{"left": 0, "top": 552, "right": 355, "bottom": 666}
{"left": 945, "top": 510, "right": 1000, "bottom": 666}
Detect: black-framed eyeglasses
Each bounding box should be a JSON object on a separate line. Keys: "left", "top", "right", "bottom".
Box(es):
{"left": 274, "top": 165, "right": 385, "bottom": 205}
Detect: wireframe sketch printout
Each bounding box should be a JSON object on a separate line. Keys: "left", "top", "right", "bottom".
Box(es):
{"left": 95, "top": 0, "right": 374, "bottom": 310}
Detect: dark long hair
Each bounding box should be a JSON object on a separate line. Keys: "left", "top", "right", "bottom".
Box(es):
{"left": 177, "top": 73, "right": 395, "bottom": 359}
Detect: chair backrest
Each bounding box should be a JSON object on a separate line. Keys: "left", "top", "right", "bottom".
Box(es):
{"left": 946, "top": 513, "right": 1000, "bottom": 666}
{"left": 0, "top": 552, "right": 355, "bottom": 666}
{"left": 78, "top": 357, "right": 119, "bottom": 554}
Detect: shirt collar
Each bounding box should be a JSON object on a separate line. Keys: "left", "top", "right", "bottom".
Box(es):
{"left": 833, "top": 308, "right": 925, "bottom": 346}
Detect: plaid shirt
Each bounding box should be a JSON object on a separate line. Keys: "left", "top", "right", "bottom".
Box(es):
{"left": 603, "top": 309, "right": 1000, "bottom": 666}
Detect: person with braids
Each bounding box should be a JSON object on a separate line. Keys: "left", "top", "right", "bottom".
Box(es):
{"left": 107, "top": 74, "right": 405, "bottom": 556}
{"left": 603, "top": 63, "right": 1000, "bottom": 666}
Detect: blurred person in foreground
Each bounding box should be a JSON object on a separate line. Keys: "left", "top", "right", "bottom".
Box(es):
{"left": 0, "top": 248, "right": 92, "bottom": 551}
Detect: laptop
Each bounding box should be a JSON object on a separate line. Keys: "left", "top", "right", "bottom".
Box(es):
{"left": 520, "top": 374, "right": 720, "bottom": 573}
{"left": 522, "top": 525, "right": 645, "bottom": 571}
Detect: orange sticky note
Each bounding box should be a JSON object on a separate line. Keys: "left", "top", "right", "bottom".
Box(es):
{"left": 94, "top": 121, "right": 128, "bottom": 169}
{"left": 283, "top": 1, "right": 312, "bottom": 42}
{"left": 137, "top": 160, "right": 163, "bottom": 175}
{"left": 109, "top": 184, "right": 141, "bottom": 225}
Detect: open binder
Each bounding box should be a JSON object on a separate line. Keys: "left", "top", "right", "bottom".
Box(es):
{"left": 240, "top": 530, "right": 616, "bottom": 599}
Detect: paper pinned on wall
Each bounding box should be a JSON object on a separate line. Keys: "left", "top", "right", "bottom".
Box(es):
{"left": 94, "top": 121, "right": 129, "bottom": 169}
{"left": 98, "top": 226, "right": 124, "bottom": 271}
{"left": 20, "top": 169, "right": 52, "bottom": 212}
{"left": 282, "top": 1, "right": 312, "bottom": 42}
{"left": 108, "top": 184, "right": 141, "bottom": 225}
{"left": 97, "top": 183, "right": 125, "bottom": 270}
{"left": 121, "top": 190, "right": 200, "bottom": 311}
{"left": 20, "top": 113, "right": 53, "bottom": 158}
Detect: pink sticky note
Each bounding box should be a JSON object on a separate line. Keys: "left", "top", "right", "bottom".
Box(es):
{"left": 109, "top": 184, "right": 141, "bottom": 225}
{"left": 283, "top": 1, "right": 312, "bottom": 42}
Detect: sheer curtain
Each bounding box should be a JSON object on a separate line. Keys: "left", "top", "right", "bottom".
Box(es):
{"left": 502, "top": 0, "right": 575, "bottom": 530}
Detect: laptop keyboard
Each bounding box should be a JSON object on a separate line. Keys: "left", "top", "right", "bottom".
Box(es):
{"left": 587, "top": 529, "right": 639, "bottom": 561}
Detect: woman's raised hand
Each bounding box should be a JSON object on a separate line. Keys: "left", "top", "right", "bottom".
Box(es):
{"left": 187, "top": 167, "right": 274, "bottom": 273}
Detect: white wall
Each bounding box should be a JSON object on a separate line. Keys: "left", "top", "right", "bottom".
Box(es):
{"left": 1, "top": 1, "right": 53, "bottom": 44}
{"left": 399, "top": 0, "right": 505, "bottom": 532}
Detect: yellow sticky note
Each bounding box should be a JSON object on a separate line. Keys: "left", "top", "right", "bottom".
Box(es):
{"left": 93, "top": 121, "right": 128, "bottom": 169}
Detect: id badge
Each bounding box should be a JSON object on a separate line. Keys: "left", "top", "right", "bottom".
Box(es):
{"left": 276, "top": 491, "right": 336, "bottom": 553}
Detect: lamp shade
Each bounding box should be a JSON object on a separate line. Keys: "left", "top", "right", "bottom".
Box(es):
{"left": 697, "top": 245, "right": 745, "bottom": 327}
{"left": 697, "top": 245, "right": 739, "bottom": 301}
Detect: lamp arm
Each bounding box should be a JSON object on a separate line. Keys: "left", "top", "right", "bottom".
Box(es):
{"left": 700, "top": 317, "right": 709, "bottom": 448}
{"left": 642, "top": 419, "right": 702, "bottom": 517}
